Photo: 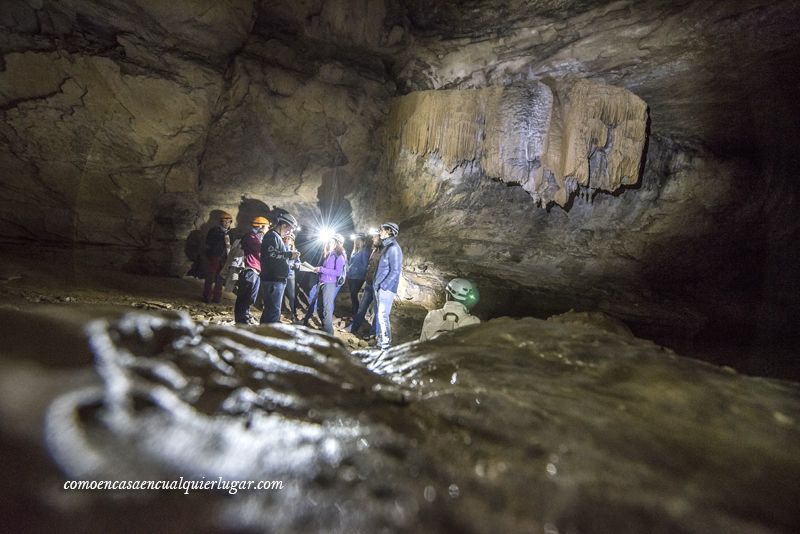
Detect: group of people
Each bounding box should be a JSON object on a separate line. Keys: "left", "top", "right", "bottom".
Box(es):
{"left": 200, "top": 210, "right": 408, "bottom": 350}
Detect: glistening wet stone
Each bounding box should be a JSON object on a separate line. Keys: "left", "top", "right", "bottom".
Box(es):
{"left": 0, "top": 306, "right": 798, "bottom": 532}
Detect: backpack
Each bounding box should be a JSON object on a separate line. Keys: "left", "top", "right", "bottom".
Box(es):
{"left": 222, "top": 238, "right": 245, "bottom": 293}
{"left": 336, "top": 253, "right": 348, "bottom": 287}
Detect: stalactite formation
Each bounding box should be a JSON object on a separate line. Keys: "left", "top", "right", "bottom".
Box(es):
{"left": 384, "top": 79, "right": 648, "bottom": 208}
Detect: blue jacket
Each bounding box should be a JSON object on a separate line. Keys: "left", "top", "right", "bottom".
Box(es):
{"left": 373, "top": 236, "right": 402, "bottom": 293}
{"left": 260, "top": 229, "right": 293, "bottom": 281}
{"left": 347, "top": 248, "right": 370, "bottom": 280}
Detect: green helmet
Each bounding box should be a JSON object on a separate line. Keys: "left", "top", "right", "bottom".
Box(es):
{"left": 446, "top": 278, "right": 479, "bottom": 307}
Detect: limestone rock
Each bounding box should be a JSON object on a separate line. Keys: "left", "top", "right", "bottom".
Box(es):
{"left": 383, "top": 78, "right": 647, "bottom": 208}
{"left": 0, "top": 49, "right": 222, "bottom": 251}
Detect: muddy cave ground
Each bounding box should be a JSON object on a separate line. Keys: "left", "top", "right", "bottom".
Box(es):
{"left": 0, "top": 247, "right": 427, "bottom": 353}
{"left": 2, "top": 245, "right": 798, "bottom": 385}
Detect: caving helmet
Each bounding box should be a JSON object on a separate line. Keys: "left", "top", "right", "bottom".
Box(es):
{"left": 251, "top": 216, "right": 268, "bottom": 228}
{"left": 275, "top": 212, "right": 298, "bottom": 229}
{"left": 446, "top": 278, "right": 479, "bottom": 308}
{"left": 380, "top": 222, "right": 399, "bottom": 236}
{"left": 333, "top": 233, "right": 345, "bottom": 244}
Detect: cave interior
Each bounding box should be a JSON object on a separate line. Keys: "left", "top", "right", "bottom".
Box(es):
{"left": 1, "top": 1, "right": 800, "bottom": 530}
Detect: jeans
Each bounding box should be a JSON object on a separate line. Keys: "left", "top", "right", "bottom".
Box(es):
{"left": 348, "top": 278, "right": 365, "bottom": 317}
{"left": 234, "top": 268, "right": 260, "bottom": 324}
{"left": 320, "top": 282, "right": 338, "bottom": 334}
{"left": 283, "top": 275, "right": 298, "bottom": 321}
{"left": 350, "top": 284, "right": 374, "bottom": 334}
{"left": 303, "top": 282, "right": 341, "bottom": 326}
{"left": 259, "top": 280, "right": 286, "bottom": 324}
{"left": 302, "top": 282, "right": 321, "bottom": 325}
{"left": 375, "top": 288, "right": 396, "bottom": 349}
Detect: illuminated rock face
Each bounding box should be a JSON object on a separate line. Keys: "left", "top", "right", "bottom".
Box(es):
{"left": 383, "top": 79, "right": 647, "bottom": 209}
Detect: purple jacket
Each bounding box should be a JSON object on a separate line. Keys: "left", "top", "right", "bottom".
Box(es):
{"left": 318, "top": 251, "right": 346, "bottom": 284}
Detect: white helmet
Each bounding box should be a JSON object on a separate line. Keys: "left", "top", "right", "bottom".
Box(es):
{"left": 446, "top": 278, "right": 479, "bottom": 307}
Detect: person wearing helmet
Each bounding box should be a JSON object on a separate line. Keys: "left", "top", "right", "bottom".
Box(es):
{"left": 310, "top": 233, "right": 347, "bottom": 335}
{"left": 346, "top": 234, "right": 369, "bottom": 317}
{"left": 282, "top": 231, "right": 301, "bottom": 323}
{"left": 233, "top": 216, "right": 269, "bottom": 324}
{"left": 373, "top": 222, "right": 403, "bottom": 349}
{"left": 259, "top": 212, "right": 301, "bottom": 324}
{"left": 202, "top": 211, "right": 233, "bottom": 303}
{"left": 349, "top": 232, "right": 382, "bottom": 338}
{"left": 419, "top": 278, "right": 481, "bottom": 341}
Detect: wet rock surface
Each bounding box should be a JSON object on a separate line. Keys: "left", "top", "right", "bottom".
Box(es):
{"left": 1, "top": 304, "right": 798, "bottom": 533}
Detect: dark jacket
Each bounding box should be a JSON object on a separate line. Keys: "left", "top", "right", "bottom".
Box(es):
{"left": 205, "top": 225, "right": 230, "bottom": 259}
{"left": 260, "top": 229, "right": 293, "bottom": 281}
{"left": 241, "top": 229, "right": 263, "bottom": 272}
{"left": 347, "top": 248, "right": 370, "bottom": 280}
{"left": 374, "top": 236, "right": 402, "bottom": 293}
{"left": 364, "top": 245, "right": 382, "bottom": 287}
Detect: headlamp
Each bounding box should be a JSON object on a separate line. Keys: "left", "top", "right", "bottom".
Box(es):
{"left": 317, "top": 227, "right": 335, "bottom": 243}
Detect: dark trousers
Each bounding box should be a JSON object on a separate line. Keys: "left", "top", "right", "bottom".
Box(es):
{"left": 202, "top": 256, "right": 224, "bottom": 302}
{"left": 302, "top": 282, "right": 321, "bottom": 325}
{"left": 348, "top": 278, "right": 365, "bottom": 317}
{"left": 283, "top": 275, "right": 298, "bottom": 321}
{"left": 259, "top": 280, "right": 286, "bottom": 324}
{"left": 234, "top": 269, "right": 260, "bottom": 324}
{"left": 350, "top": 284, "right": 375, "bottom": 334}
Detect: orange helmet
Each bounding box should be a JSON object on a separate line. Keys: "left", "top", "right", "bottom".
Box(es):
{"left": 251, "top": 216, "right": 268, "bottom": 227}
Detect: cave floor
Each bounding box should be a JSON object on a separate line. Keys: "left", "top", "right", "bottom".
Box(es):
{"left": 1, "top": 246, "right": 796, "bottom": 382}
{"left": 0, "top": 249, "right": 428, "bottom": 352}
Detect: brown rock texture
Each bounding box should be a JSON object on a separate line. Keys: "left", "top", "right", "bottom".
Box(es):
{"left": 383, "top": 78, "right": 647, "bottom": 208}
{"left": 1, "top": 0, "right": 799, "bottom": 343}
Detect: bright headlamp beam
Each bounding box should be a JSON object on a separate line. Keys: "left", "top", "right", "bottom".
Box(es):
{"left": 317, "top": 227, "right": 335, "bottom": 243}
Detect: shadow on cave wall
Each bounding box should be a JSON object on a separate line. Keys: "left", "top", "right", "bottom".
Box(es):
{"left": 184, "top": 199, "right": 274, "bottom": 279}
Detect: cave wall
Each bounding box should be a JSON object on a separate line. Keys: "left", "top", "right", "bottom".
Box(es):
{"left": 0, "top": 0, "right": 400, "bottom": 274}
{"left": 347, "top": 0, "right": 800, "bottom": 338}
{"left": 1, "top": 0, "right": 799, "bottom": 338}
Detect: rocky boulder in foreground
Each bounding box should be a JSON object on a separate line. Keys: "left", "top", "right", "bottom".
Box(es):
{"left": 0, "top": 306, "right": 798, "bottom": 533}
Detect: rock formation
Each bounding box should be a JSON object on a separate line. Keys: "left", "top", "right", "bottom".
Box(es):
{"left": 1, "top": 1, "right": 799, "bottom": 366}
{"left": 383, "top": 78, "right": 647, "bottom": 208}
{"left": 2, "top": 307, "right": 799, "bottom": 532}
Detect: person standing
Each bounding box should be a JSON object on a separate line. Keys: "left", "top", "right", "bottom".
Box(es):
{"left": 282, "top": 232, "right": 301, "bottom": 323}
{"left": 419, "top": 278, "right": 481, "bottom": 341}
{"left": 259, "top": 213, "right": 300, "bottom": 324}
{"left": 349, "top": 233, "right": 381, "bottom": 337}
{"left": 346, "top": 234, "right": 369, "bottom": 317}
{"left": 313, "top": 234, "right": 347, "bottom": 335}
{"left": 233, "top": 217, "right": 268, "bottom": 324}
{"left": 202, "top": 211, "right": 233, "bottom": 303}
{"left": 373, "top": 222, "right": 402, "bottom": 350}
